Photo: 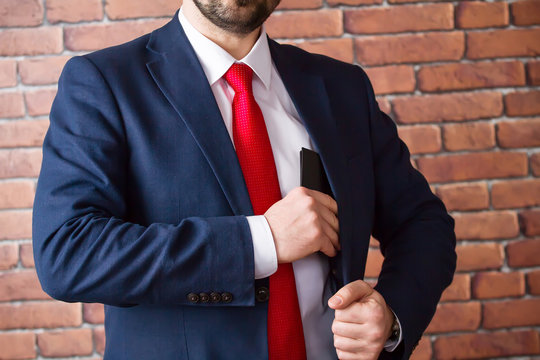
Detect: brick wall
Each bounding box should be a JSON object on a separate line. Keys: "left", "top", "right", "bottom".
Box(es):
{"left": 0, "top": 0, "right": 539, "bottom": 359}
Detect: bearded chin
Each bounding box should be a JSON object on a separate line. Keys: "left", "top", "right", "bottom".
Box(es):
{"left": 193, "top": 0, "right": 280, "bottom": 35}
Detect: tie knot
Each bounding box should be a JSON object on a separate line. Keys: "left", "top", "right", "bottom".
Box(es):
{"left": 225, "top": 63, "right": 253, "bottom": 94}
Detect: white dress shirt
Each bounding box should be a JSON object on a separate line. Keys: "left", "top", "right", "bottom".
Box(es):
{"left": 178, "top": 8, "right": 400, "bottom": 358}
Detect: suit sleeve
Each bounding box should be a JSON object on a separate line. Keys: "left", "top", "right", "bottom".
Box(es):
{"left": 358, "top": 69, "right": 457, "bottom": 359}
{"left": 32, "top": 55, "right": 256, "bottom": 307}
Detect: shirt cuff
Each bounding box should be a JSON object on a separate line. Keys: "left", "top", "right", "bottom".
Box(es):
{"left": 383, "top": 308, "right": 403, "bottom": 352}
{"left": 246, "top": 215, "right": 278, "bottom": 279}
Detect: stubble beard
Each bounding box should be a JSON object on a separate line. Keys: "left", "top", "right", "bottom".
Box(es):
{"left": 192, "top": 0, "right": 280, "bottom": 35}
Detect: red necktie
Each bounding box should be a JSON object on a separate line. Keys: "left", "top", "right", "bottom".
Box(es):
{"left": 225, "top": 63, "right": 307, "bottom": 360}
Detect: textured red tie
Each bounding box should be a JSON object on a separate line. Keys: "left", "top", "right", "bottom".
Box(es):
{"left": 225, "top": 63, "right": 307, "bottom": 360}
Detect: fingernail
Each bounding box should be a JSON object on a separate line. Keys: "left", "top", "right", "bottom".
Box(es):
{"left": 328, "top": 296, "right": 342, "bottom": 307}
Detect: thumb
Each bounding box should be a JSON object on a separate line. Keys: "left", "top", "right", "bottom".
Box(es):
{"left": 328, "top": 280, "right": 374, "bottom": 309}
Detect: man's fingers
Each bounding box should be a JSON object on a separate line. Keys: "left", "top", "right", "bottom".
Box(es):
{"left": 333, "top": 334, "right": 365, "bottom": 353}
{"left": 332, "top": 319, "right": 365, "bottom": 339}
{"left": 317, "top": 201, "right": 340, "bottom": 234}
{"left": 328, "top": 280, "right": 374, "bottom": 309}
{"left": 320, "top": 216, "right": 340, "bottom": 251}
{"left": 304, "top": 187, "right": 338, "bottom": 215}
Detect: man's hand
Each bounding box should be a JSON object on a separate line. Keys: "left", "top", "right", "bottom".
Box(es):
{"left": 264, "top": 186, "right": 339, "bottom": 263}
{"left": 328, "top": 280, "right": 395, "bottom": 360}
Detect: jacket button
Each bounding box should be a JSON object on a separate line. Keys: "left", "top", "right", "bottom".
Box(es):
{"left": 187, "top": 293, "right": 199, "bottom": 303}
{"left": 199, "top": 292, "right": 209, "bottom": 303}
{"left": 210, "top": 292, "right": 221, "bottom": 303}
{"left": 255, "top": 286, "right": 269, "bottom": 302}
{"left": 221, "top": 292, "right": 233, "bottom": 303}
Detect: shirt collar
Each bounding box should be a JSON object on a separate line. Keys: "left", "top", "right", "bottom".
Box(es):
{"left": 178, "top": 7, "right": 272, "bottom": 89}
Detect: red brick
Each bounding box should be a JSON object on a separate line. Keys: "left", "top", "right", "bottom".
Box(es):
{"left": 266, "top": 10, "right": 342, "bottom": 39}
{"left": 443, "top": 122, "right": 495, "bottom": 151}
{"left": 277, "top": 0, "right": 323, "bottom": 9}
{"left": 65, "top": 19, "right": 167, "bottom": 51}
{"left": 440, "top": 273, "right": 470, "bottom": 301}
{"left": 436, "top": 183, "right": 489, "bottom": 211}
{"left": 364, "top": 248, "right": 383, "bottom": 278}
{"left": 84, "top": 303, "right": 105, "bottom": 324}
{"left": 355, "top": 32, "right": 464, "bottom": 66}
{"left": 25, "top": 89, "right": 57, "bottom": 117}
{"left": 0, "top": 92, "right": 25, "bottom": 118}
{"left": 504, "top": 91, "right": 540, "bottom": 117}
{"left": 369, "top": 235, "right": 379, "bottom": 247}
{"left": 328, "top": 0, "right": 380, "bottom": 5}
{"left": 519, "top": 210, "right": 540, "bottom": 236}
{"left": 20, "top": 243, "right": 34, "bottom": 268}
{"left": 467, "top": 28, "right": 540, "bottom": 59}
{"left": 484, "top": 298, "right": 540, "bottom": 329}
{"left": 507, "top": 238, "right": 540, "bottom": 267}
{"left": 397, "top": 125, "right": 441, "bottom": 154}
{"left": 47, "top": 0, "right": 103, "bottom": 23}
{"left": 434, "top": 330, "right": 540, "bottom": 360}
{"left": 0, "top": 270, "right": 49, "bottom": 301}
{"left": 426, "top": 302, "right": 480, "bottom": 333}
{"left": 0, "top": 0, "right": 43, "bottom": 27}
{"left": 0, "top": 302, "right": 82, "bottom": 329}
{"left": 410, "top": 336, "right": 432, "bottom": 360}
{"left": 416, "top": 151, "right": 528, "bottom": 183}
{"left": 456, "top": 1, "right": 508, "bottom": 29}
{"left": 0, "top": 181, "right": 35, "bottom": 209}
{"left": 527, "top": 60, "right": 540, "bottom": 85}
{"left": 376, "top": 97, "right": 390, "bottom": 114}
{"left": 492, "top": 179, "right": 540, "bottom": 209}
{"left": 454, "top": 211, "right": 519, "bottom": 240}
{"left": 511, "top": 0, "right": 540, "bottom": 26}
{"left": 18, "top": 56, "right": 70, "bottom": 85}
{"left": 498, "top": 118, "right": 540, "bottom": 149}
{"left": 528, "top": 270, "right": 540, "bottom": 295}
{"left": 295, "top": 38, "right": 353, "bottom": 63}
{"left": 94, "top": 327, "right": 105, "bottom": 355}
{"left": 38, "top": 329, "right": 93, "bottom": 357}
{"left": 388, "top": 0, "right": 446, "bottom": 2}
{"left": 0, "top": 243, "right": 18, "bottom": 270}
{"left": 0, "top": 28, "right": 63, "bottom": 56}
{"left": 472, "top": 271, "right": 525, "bottom": 299}
{"left": 0, "top": 60, "right": 16, "bottom": 88}
{"left": 105, "top": 0, "right": 178, "bottom": 19}
{"left": 344, "top": 4, "right": 453, "bottom": 34}
{"left": 364, "top": 65, "right": 415, "bottom": 95}
{"left": 0, "top": 332, "right": 36, "bottom": 360}
{"left": 0, "top": 149, "right": 42, "bottom": 179}
{"left": 418, "top": 61, "right": 525, "bottom": 92}
{"left": 532, "top": 153, "right": 540, "bottom": 177}
{"left": 0, "top": 119, "right": 49, "bottom": 148}
{"left": 0, "top": 210, "right": 32, "bottom": 240}
{"left": 393, "top": 92, "right": 503, "bottom": 124}
{"left": 456, "top": 243, "right": 503, "bottom": 272}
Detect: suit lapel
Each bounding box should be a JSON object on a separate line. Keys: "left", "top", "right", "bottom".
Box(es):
{"left": 145, "top": 13, "right": 253, "bottom": 216}
{"left": 269, "top": 38, "right": 350, "bottom": 285}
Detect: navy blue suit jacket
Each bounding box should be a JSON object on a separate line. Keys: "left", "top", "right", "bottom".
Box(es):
{"left": 33, "top": 11, "right": 456, "bottom": 360}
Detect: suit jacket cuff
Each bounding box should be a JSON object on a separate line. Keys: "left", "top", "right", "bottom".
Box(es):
{"left": 247, "top": 215, "right": 278, "bottom": 279}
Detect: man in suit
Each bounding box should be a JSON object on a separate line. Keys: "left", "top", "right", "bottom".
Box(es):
{"left": 32, "top": 0, "right": 457, "bottom": 358}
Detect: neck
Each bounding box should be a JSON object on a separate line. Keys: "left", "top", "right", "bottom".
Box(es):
{"left": 182, "top": 1, "right": 261, "bottom": 60}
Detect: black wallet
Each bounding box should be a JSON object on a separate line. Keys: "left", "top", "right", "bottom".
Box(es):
{"left": 300, "top": 147, "right": 334, "bottom": 199}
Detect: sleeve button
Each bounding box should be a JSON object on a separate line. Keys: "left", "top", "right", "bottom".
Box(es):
{"left": 199, "top": 292, "right": 209, "bottom": 303}
{"left": 221, "top": 292, "right": 233, "bottom": 303}
{"left": 210, "top": 292, "right": 221, "bottom": 303}
{"left": 187, "top": 293, "right": 200, "bottom": 303}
